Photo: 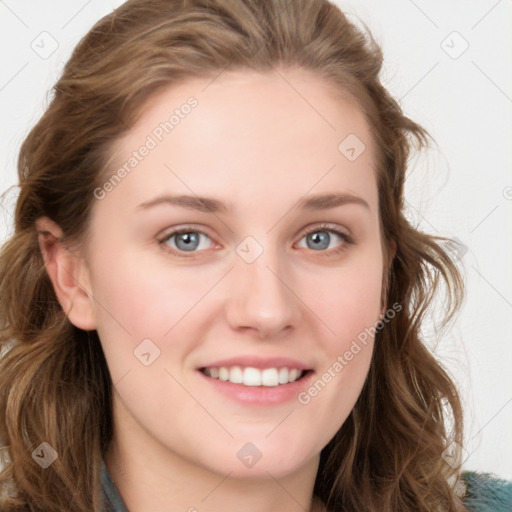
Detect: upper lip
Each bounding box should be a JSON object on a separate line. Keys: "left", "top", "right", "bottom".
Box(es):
{"left": 198, "top": 356, "right": 312, "bottom": 370}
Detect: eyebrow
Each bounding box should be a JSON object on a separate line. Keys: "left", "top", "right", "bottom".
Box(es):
{"left": 136, "top": 192, "right": 370, "bottom": 213}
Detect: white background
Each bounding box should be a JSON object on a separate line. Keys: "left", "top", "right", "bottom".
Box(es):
{"left": 0, "top": 0, "right": 511, "bottom": 480}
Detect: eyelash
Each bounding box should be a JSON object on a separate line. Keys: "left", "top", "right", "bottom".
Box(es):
{"left": 158, "top": 223, "right": 354, "bottom": 258}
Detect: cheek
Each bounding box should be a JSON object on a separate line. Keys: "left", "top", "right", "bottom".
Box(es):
{"left": 89, "top": 250, "right": 212, "bottom": 335}
{"left": 300, "top": 249, "right": 382, "bottom": 413}
{"left": 86, "top": 249, "right": 226, "bottom": 384}
{"left": 322, "top": 276, "right": 380, "bottom": 373}
{"left": 297, "top": 272, "right": 380, "bottom": 441}
{"left": 313, "top": 250, "right": 384, "bottom": 346}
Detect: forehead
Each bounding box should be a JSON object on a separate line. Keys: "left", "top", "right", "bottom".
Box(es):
{"left": 105, "top": 67, "right": 378, "bottom": 211}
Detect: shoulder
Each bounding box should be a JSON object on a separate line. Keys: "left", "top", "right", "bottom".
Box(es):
{"left": 461, "top": 471, "right": 512, "bottom": 512}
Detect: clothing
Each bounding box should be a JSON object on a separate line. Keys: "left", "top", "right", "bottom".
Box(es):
{"left": 463, "top": 471, "right": 512, "bottom": 511}
{"left": 100, "top": 458, "right": 512, "bottom": 511}
{"left": 101, "top": 459, "right": 129, "bottom": 512}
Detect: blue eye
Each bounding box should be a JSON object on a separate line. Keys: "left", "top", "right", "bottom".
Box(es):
{"left": 159, "top": 224, "right": 353, "bottom": 257}
{"left": 297, "top": 225, "right": 353, "bottom": 254}
{"left": 160, "top": 229, "right": 213, "bottom": 254}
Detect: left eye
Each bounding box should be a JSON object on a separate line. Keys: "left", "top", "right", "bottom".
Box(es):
{"left": 296, "top": 226, "right": 350, "bottom": 252}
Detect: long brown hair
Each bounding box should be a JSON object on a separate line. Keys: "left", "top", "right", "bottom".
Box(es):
{"left": 0, "top": 0, "right": 465, "bottom": 510}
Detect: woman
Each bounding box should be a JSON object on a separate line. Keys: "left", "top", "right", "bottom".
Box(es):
{"left": 0, "top": 0, "right": 510, "bottom": 511}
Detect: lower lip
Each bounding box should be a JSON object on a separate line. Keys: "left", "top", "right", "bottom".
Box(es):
{"left": 197, "top": 370, "right": 314, "bottom": 405}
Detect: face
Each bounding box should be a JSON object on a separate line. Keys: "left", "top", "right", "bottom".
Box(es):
{"left": 81, "top": 67, "right": 386, "bottom": 479}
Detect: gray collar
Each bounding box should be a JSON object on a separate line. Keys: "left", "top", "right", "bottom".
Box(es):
{"left": 100, "top": 458, "right": 130, "bottom": 512}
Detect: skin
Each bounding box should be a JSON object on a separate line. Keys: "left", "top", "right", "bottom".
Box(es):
{"left": 37, "top": 67, "right": 392, "bottom": 512}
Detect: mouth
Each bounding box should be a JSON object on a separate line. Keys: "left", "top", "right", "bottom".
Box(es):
{"left": 196, "top": 356, "right": 314, "bottom": 404}
{"left": 200, "top": 366, "right": 311, "bottom": 387}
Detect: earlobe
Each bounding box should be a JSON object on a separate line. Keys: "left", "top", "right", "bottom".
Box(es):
{"left": 35, "top": 217, "right": 97, "bottom": 331}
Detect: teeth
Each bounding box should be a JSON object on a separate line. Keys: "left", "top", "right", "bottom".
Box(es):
{"left": 219, "top": 367, "right": 229, "bottom": 381}
{"left": 202, "top": 366, "right": 305, "bottom": 386}
{"left": 230, "top": 366, "right": 243, "bottom": 384}
{"left": 289, "top": 368, "right": 300, "bottom": 381}
{"left": 261, "top": 368, "right": 279, "bottom": 387}
{"left": 243, "top": 367, "right": 261, "bottom": 386}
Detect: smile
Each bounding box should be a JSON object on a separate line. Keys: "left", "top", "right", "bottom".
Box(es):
{"left": 200, "top": 366, "right": 307, "bottom": 387}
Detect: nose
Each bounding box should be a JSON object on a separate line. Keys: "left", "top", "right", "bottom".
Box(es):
{"left": 224, "top": 242, "right": 302, "bottom": 339}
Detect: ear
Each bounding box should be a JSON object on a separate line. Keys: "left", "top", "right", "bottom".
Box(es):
{"left": 35, "top": 216, "right": 96, "bottom": 331}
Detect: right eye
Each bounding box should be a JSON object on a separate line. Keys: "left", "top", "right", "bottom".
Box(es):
{"left": 159, "top": 227, "right": 216, "bottom": 256}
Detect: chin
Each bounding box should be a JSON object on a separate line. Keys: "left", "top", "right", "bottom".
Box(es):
{"left": 194, "top": 435, "right": 320, "bottom": 480}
